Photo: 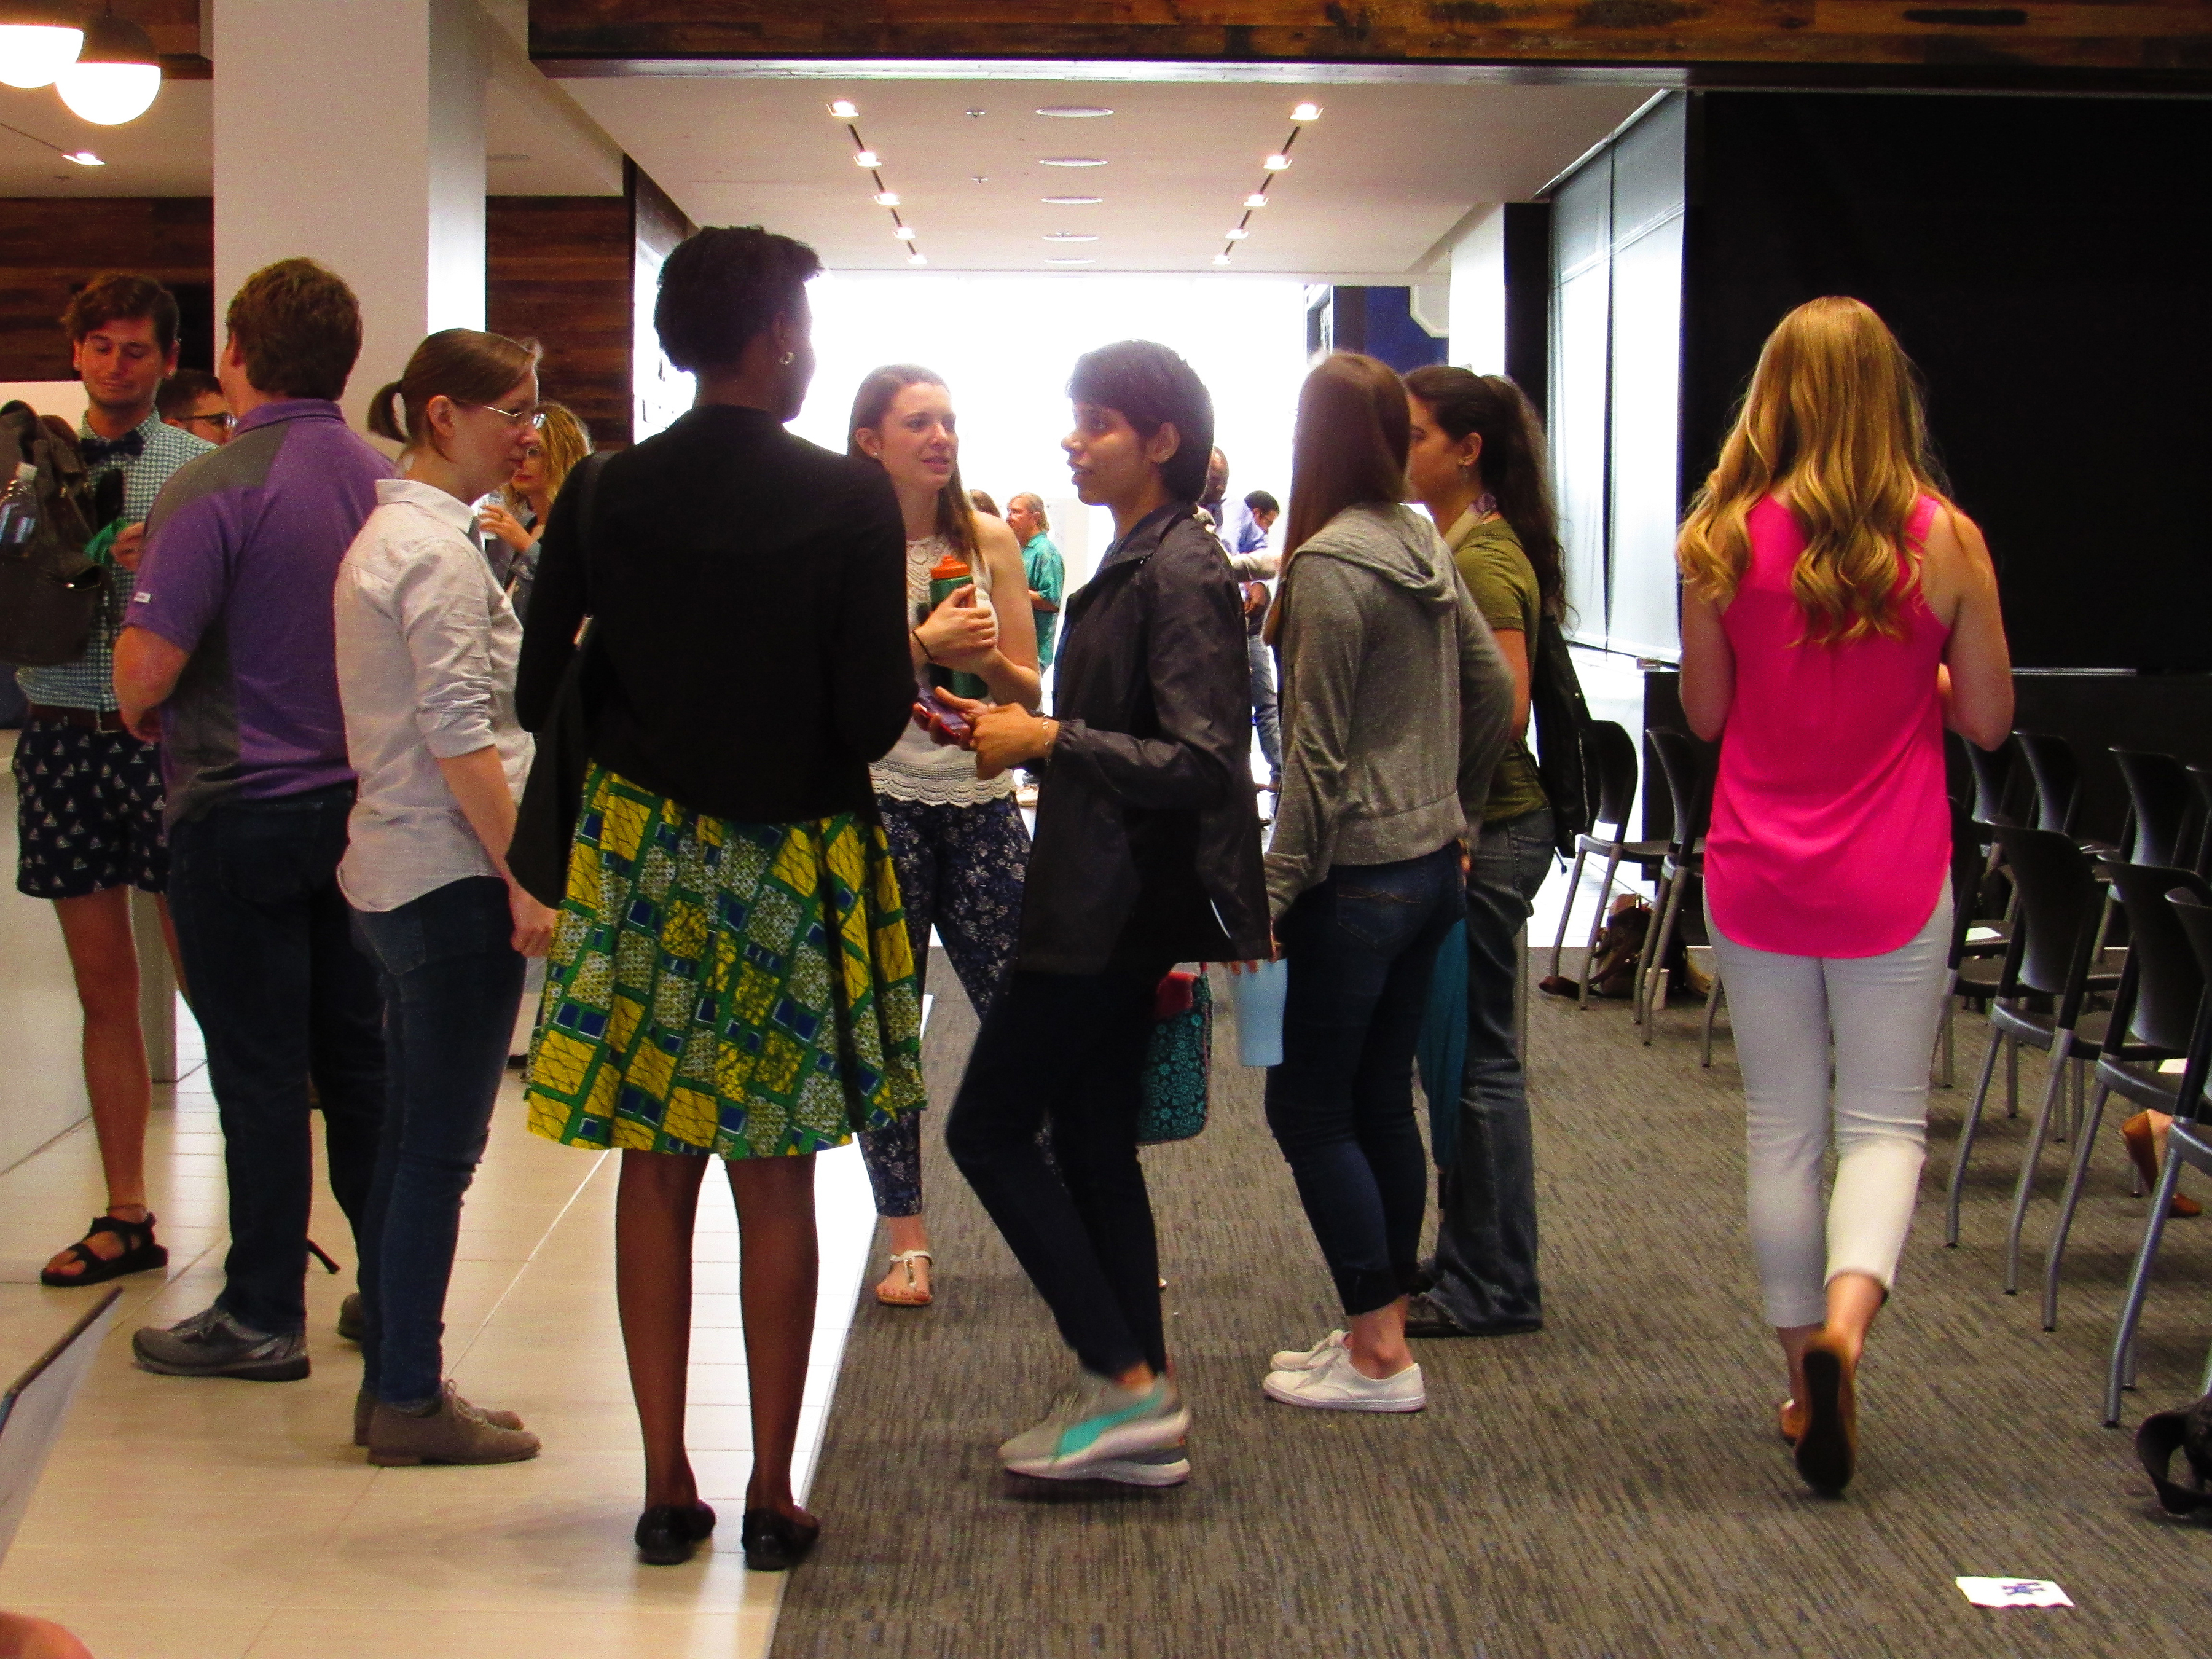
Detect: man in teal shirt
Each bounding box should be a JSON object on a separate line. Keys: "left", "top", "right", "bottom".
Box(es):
{"left": 1006, "top": 493, "right": 1064, "bottom": 669}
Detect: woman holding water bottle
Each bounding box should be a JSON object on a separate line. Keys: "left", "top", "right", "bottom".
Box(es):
{"left": 1257, "top": 352, "right": 1513, "bottom": 1415}
{"left": 846, "top": 365, "right": 1040, "bottom": 1309}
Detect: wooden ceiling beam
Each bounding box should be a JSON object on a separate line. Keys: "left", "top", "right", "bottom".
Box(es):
{"left": 526, "top": 0, "right": 2212, "bottom": 88}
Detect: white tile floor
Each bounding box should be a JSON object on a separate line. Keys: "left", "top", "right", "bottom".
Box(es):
{"left": 0, "top": 1003, "right": 884, "bottom": 1658}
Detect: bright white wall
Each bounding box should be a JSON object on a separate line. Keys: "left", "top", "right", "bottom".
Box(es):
{"left": 1448, "top": 205, "right": 1506, "bottom": 374}
{"left": 0, "top": 382, "right": 87, "bottom": 427}
{"left": 789, "top": 274, "right": 1309, "bottom": 589}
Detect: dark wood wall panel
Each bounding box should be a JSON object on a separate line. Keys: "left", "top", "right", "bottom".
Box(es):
{"left": 0, "top": 197, "right": 213, "bottom": 382}
{"left": 487, "top": 195, "right": 632, "bottom": 447}
{"left": 531, "top": 0, "right": 2212, "bottom": 87}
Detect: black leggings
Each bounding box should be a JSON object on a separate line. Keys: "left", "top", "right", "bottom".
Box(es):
{"left": 945, "top": 966, "right": 1168, "bottom": 1378}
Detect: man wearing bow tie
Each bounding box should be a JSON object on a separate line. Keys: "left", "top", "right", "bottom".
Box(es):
{"left": 12, "top": 271, "right": 211, "bottom": 1292}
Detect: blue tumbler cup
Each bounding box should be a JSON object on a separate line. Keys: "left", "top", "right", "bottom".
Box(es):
{"left": 1227, "top": 958, "right": 1288, "bottom": 1067}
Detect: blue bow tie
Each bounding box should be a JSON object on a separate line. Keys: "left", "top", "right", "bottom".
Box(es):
{"left": 80, "top": 429, "right": 144, "bottom": 468}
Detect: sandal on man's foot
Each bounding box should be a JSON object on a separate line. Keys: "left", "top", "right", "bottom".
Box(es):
{"left": 41, "top": 1213, "right": 167, "bottom": 1288}
{"left": 876, "top": 1250, "right": 933, "bottom": 1308}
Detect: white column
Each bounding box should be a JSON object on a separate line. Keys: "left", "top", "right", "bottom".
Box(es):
{"left": 210, "top": 0, "right": 488, "bottom": 429}
{"left": 1447, "top": 204, "right": 1507, "bottom": 375}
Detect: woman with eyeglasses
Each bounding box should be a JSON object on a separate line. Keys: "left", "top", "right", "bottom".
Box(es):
{"left": 336, "top": 329, "right": 558, "bottom": 1469}
{"left": 479, "top": 399, "right": 591, "bottom": 622}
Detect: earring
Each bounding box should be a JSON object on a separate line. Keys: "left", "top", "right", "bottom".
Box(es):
{"left": 778, "top": 351, "right": 796, "bottom": 367}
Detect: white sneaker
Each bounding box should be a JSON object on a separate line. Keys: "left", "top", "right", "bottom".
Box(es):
{"left": 1263, "top": 1344, "right": 1425, "bottom": 1413}
{"left": 1268, "top": 1328, "right": 1349, "bottom": 1372}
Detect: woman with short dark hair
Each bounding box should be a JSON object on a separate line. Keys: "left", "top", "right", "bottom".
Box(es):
{"left": 1259, "top": 353, "right": 1512, "bottom": 1414}
{"left": 938, "top": 339, "right": 1268, "bottom": 1488}
{"left": 516, "top": 225, "right": 924, "bottom": 1569}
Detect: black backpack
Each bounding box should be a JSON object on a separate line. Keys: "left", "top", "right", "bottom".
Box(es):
{"left": 1529, "top": 610, "right": 1599, "bottom": 858}
{"left": 0, "top": 401, "right": 106, "bottom": 668}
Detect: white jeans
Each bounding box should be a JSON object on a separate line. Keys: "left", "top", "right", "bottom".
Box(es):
{"left": 1707, "top": 893, "right": 1951, "bottom": 1328}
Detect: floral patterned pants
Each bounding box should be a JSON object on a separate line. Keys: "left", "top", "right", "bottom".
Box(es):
{"left": 861, "top": 793, "right": 1030, "bottom": 1217}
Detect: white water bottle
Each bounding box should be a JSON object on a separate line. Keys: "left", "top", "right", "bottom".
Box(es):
{"left": 0, "top": 462, "right": 37, "bottom": 547}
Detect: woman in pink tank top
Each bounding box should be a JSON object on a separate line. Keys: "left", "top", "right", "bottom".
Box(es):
{"left": 1677, "top": 297, "right": 2014, "bottom": 1498}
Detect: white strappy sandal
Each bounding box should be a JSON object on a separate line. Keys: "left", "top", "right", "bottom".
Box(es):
{"left": 876, "top": 1249, "right": 934, "bottom": 1308}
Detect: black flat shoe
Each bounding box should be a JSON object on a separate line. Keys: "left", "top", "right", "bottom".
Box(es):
{"left": 740, "top": 1507, "right": 820, "bottom": 1572}
{"left": 634, "top": 1500, "right": 716, "bottom": 1566}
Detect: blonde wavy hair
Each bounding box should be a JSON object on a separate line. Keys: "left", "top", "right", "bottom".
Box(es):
{"left": 1677, "top": 297, "right": 1945, "bottom": 644}
{"left": 503, "top": 400, "right": 591, "bottom": 516}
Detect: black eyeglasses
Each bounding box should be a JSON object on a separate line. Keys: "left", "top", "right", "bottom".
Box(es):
{"left": 178, "top": 410, "right": 233, "bottom": 434}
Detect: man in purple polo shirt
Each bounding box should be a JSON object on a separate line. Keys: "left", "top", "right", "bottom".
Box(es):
{"left": 114, "top": 258, "right": 393, "bottom": 1382}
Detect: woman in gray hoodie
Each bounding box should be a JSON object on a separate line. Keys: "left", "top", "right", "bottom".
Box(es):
{"left": 1257, "top": 353, "right": 1514, "bottom": 1414}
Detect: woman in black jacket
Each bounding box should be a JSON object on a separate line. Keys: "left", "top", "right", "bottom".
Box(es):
{"left": 516, "top": 227, "right": 922, "bottom": 1572}
{"left": 937, "top": 340, "right": 1268, "bottom": 1488}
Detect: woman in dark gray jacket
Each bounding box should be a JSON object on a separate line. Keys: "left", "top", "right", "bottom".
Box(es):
{"left": 939, "top": 340, "right": 1268, "bottom": 1489}
{"left": 1258, "top": 353, "right": 1513, "bottom": 1414}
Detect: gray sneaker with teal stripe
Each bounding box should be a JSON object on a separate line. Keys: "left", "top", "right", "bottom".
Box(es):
{"left": 999, "top": 1371, "right": 1190, "bottom": 1483}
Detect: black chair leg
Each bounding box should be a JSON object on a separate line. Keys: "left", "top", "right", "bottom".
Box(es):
{"left": 2104, "top": 1150, "right": 2185, "bottom": 1426}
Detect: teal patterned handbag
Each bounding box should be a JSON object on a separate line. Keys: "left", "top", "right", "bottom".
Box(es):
{"left": 1137, "top": 970, "right": 1212, "bottom": 1146}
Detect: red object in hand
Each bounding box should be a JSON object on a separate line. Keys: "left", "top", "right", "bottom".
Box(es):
{"left": 1152, "top": 969, "right": 1198, "bottom": 1021}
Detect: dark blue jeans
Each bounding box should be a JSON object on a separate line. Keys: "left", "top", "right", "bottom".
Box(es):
{"left": 946, "top": 965, "right": 1168, "bottom": 1379}
{"left": 165, "top": 785, "right": 385, "bottom": 1338}
{"left": 1430, "top": 807, "right": 1553, "bottom": 1332}
{"left": 1266, "top": 844, "right": 1464, "bottom": 1317}
{"left": 351, "top": 876, "right": 525, "bottom": 1406}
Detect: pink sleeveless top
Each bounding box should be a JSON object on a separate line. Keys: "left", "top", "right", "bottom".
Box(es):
{"left": 1704, "top": 495, "right": 1948, "bottom": 958}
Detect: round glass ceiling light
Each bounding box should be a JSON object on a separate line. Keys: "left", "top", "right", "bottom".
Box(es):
{"left": 874, "top": 190, "right": 900, "bottom": 206}
{"left": 1036, "top": 106, "right": 1112, "bottom": 118}
{"left": 55, "top": 7, "right": 160, "bottom": 125}
{"left": 1291, "top": 103, "right": 1323, "bottom": 122}
{"left": 1040, "top": 157, "right": 1107, "bottom": 167}
{"left": 852, "top": 149, "right": 880, "bottom": 168}
{"left": 1263, "top": 153, "right": 1292, "bottom": 172}
{"left": 1245, "top": 192, "right": 1269, "bottom": 209}
{"left": 0, "top": 6, "right": 83, "bottom": 90}
{"left": 828, "top": 100, "right": 858, "bottom": 119}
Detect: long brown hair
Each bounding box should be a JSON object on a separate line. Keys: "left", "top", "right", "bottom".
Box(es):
{"left": 1402, "top": 365, "right": 1563, "bottom": 621}
{"left": 1677, "top": 296, "right": 1946, "bottom": 643}
{"left": 845, "top": 364, "right": 978, "bottom": 555}
{"left": 1268, "top": 352, "right": 1410, "bottom": 643}
{"left": 368, "top": 328, "right": 539, "bottom": 454}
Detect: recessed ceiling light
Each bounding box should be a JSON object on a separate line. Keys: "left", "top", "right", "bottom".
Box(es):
{"left": 1225, "top": 227, "right": 1249, "bottom": 241}
{"left": 65, "top": 150, "right": 103, "bottom": 167}
{"left": 893, "top": 225, "right": 917, "bottom": 241}
{"left": 1291, "top": 102, "right": 1323, "bottom": 122}
{"left": 1040, "top": 157, "right": 1107, "bottom": 168}
{"left": 1036, "top": 106, "right": 1113, "bottom": 118}
{"left": 1213, "top": 254, "right": 1233, "bottom": 266}
{"left": 1263, "top": 154, "right": 1292, "bottom": 172}
{"left": 853, "top": 150, "right": 880, "bottom": 168}
{"left": 829, "top": 100, "right": 858, "bottom": 119}
{"left": 1245, "top": 192, "right": 1269, "bottom": 209}
{"left": 1042, "top": 195, "right": 1103, "bottom": 206}
{"left": 874, "top": 190, "right": 900, "bottom": 206}
{"left": 1043, "top": 233, "right": 1099, "bottom": 243}
{"left": 965, "top": 109, "right": 986, "bottom": 118}
{"left": 908, "top": 253, "right": 927, "bottom": 266}
{"left": 1044, "top": 257, "right": 1096, "bottom": 265}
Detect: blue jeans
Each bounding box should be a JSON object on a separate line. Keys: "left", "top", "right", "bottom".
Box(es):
{"left": 165, "top": 785, "right": 386, "bottom": 1338}
{"left": 1266, "top": 844, "right": 1464, "bottom": 1316}
{"left": 1429, "top": 807, "right": 1553, "bottom": 1331}
{"left": 1248, "top": 630, "right": 1281, "bottom": 775}
{"left": 350, "top": 877, "right": 525, "bottom": 1406}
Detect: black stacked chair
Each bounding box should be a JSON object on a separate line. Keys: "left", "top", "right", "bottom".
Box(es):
{"left": 1941, "top": 732, "right": 2010, "bottom": 1089}
{"left": 1637, "top": 728, "right": 1717, "bottom": 1046}
{"left": 2103, "top": 890, "right": 2212, "bottom": 1426}
{"left": 2111, "top": 750, "right": 2197, "bottom": 869}
{"left": 2186, "top": 763, "right": 2212, "bottom": 875}
{"left": 2034, "top": 861, "right": 2210, "bottom": 1330}
{"left": 1547, "top": 719, "right": 1668, "bottom": 1010}
{"left": 2017, "top": 729, "right": 2123, "bottom": 857}
{"left": 1967, "top": 732, "right": 2031, "bottom": 830}
{"left": 1945, "top": 825, "right": 2124, "bottom": 1253}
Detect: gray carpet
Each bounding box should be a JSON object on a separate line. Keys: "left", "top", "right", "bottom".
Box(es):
{"left": 774, "top": 955, "right": 2211, "bottom": 1658}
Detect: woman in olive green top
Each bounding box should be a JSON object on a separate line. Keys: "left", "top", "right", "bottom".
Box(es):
{"left": 1403, "top": 366, "right": 1564, "bottom": 1339}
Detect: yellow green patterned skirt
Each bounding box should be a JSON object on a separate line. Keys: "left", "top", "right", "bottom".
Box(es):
{"left": 525, "top": 766, "right": 927, "bottom": 1158}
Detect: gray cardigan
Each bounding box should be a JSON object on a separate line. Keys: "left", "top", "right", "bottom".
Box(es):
{"left": 1265, "top": 503, "right": 1514, "bottom": 919}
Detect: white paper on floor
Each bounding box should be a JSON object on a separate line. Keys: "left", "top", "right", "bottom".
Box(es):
{"left": 1955, "top": 1577, "right": 2074, "bottom": 1609}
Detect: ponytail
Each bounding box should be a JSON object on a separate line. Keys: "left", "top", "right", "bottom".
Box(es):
{"left": 366, "top": 380, "right": 407, "bottom": 444}
{"left": 1403, "top": 366, "right": 1564, "bottom": 621}
{"left": 375, "top": 329, "right": 541, "bottom": 455}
